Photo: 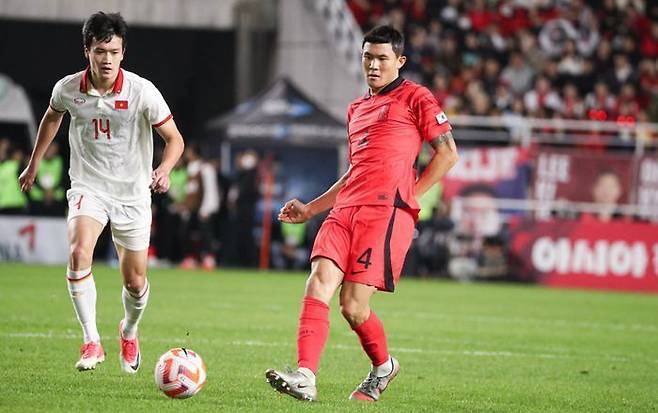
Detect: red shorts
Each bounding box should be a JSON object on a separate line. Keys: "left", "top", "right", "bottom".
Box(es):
{"left": 311, "top": 205, "right": 416, "bottom": 292}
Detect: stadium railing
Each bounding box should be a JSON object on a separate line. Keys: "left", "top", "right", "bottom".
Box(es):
{"left": 449, "top": 114, "right": 658, "bottom": 154}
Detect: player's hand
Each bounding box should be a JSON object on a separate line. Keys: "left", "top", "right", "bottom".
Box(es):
{"left": 278, "top": 199, "right": 312, "bottom": 223}
{"left": 150, "top": 167, "right": 171, "bottom": 193}
{"left": 18, "top": 164, "right": 38, "bottom": 192}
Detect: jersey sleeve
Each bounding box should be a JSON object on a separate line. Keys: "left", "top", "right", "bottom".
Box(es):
{"left": 411, "top": 86, "right": 451, "bottom": 142}
{"left": 346, "top": 104, "right": 355, "bottom": 164}
{"left": 49, "top": 78, "right": 68, "bottom": 113}
{"left": 143, "top": 82, "right": 172, "bottom": 127}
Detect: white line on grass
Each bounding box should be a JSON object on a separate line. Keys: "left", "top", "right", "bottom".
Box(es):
{"left": 2, "top": 332, "right": 639, "bottom": 363}
{"left": 395, "top": 312, "right": 658, "bottom": 334}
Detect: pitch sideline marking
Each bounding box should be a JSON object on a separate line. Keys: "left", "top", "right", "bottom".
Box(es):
{"left": 2, "top": 332, "right": 643, "bottom": 363}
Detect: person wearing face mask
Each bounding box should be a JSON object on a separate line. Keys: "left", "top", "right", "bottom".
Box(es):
{"left": 226, "top": 150, "right": 260, "bottom": 267}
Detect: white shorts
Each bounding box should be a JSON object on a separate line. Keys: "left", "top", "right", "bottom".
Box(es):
{"left": 67, "top": 190, "right": 152, "bottom": 251}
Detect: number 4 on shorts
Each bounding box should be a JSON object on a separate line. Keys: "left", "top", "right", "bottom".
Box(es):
{"left": 356, "top": 248, "right": 373, "bottom": 269}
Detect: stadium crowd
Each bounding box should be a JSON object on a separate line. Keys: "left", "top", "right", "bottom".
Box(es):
{"left": 347, "top": 0, "right": 658, "bottom": 141}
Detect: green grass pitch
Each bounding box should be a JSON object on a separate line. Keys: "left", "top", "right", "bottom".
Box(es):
{"left": 1, "top": 263, "right": 657, "bottom": 412}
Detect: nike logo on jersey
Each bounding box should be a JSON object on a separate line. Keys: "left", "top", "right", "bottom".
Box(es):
{"left": 357, "top": 136, "right": 369, "bottom": 148}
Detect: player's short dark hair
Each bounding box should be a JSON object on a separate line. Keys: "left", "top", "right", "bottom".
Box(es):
{"left": 362, "top": 25, "right": 404, "bottom": 56}
{"left": 82, "top": 12, "right": 128, "bottom": 50}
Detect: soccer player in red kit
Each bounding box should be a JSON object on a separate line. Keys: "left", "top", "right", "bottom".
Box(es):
{"left": 265, "top": 25, "right": 459, "bottom": 402}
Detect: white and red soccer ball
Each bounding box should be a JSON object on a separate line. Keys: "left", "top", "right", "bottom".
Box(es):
{"left": 154, "top": 348, "right": 207, "bottom": 399}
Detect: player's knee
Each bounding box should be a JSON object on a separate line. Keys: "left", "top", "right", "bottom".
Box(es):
{"left": 122, "top": 265, "right": 146, "bottom": 291}
{"left": 304, "top": 271, "right": 335, "bottom": 302}
{"left": 69, "top": 243, "right": 92, "bottom": 267}
{"left": 340, "top": 301, "right": 368, "bottom": 326}
{"left": 123, "top": 275, "right": 146, "bottom": 294}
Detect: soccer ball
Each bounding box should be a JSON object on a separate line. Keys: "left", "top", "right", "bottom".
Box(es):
{"left": 154, "top": 348, "right": 207, "bottom": 399}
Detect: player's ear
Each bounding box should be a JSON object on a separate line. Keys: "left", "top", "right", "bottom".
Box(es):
{"left": 396, "top": 55, "right": 406, "bottom": 70}
{"left": 83, "top": 47, "right": 89, "bottom": 59}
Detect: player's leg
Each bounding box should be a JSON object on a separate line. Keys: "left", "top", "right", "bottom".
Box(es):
{"left": 67, "top": 214, "right": 106, "bottom": 371}
{"left": 341, "top": 206, "right": 415, "bottom": 401}
{"left": 341, "top": 282, "right": 399, "bottom": 401}
{"left": 111, "top": 201, "right": 152, "bottom": 374}
{"left": 265, "top": 257, "right": 344, "bottom": 401}
{"left": 115, "top": 243, "right": 149, "bottom": 374}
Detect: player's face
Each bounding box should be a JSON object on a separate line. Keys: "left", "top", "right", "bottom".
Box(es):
{"left": 84, "top": 35, "right": 124, "bottom": 85}
{"left": 362, "top": 42, "right": 406, "bottom": 94}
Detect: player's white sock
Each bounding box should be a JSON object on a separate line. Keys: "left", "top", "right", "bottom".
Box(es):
{"left": 373, "top": 355, "right": 393, "bottom": 377}
{"left": 121, "top": 280, "right": 150, "bottom": 340}
{"left": 66, "top": 267, "right": 100, "bottom": 343}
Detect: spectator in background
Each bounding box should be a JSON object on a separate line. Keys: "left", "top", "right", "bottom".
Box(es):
{"left": 179, "top": 145, "right": 220, "bottom": 270}
{"left": 584, "top": 80, "right": 617, "bottom": 119}
{"left": 635, "top": 110, "right": 657, "bottom": 143}
{"left": 592, "top": 39, "right": 613, "bottom": 75}
{"left": 639, "top": 58, "right": 658, "bottom": 98}
{"left": 28, "top": 141, "right": 65, "bottom": 216}
{"left": 524, "top": 76, "right": 562, "bottom": 116}
{"left": 557, "top": 39, "right": 586, "bottom": 80}
{"left": 500, "top": 52, "right": 535, "bottom": 96}
{"left": 430, "top": 72, "right": 452, "bottom": 106}
{"left": 0, "top": 138, "right": 27, "bottom": 215}
{"left": 226, "top": 150, "right": 260, "bottom": 267}
{"left": 605, "top": 54, "right": 637, "bottom": 93}
{"left": 617, "top": 83, "right": 642, "bottom": 116}
{"left": 271, "top": 221, "right": 310, "bottom": 271}
{"left": 560, "top": 83, "right": 585, "bottom": 119}
{"left": 152, "top": 158, "right": 188, "bottom": 265}
{"left": 516, "top": 29, "right": 545, "bottom": 73}
{"left": 403, "top": 25, "right": 429, "bottom": 84}
{"left": 481, "top": 57, "right": 501, "bottom": 97}
{"left": 640, "top": 21, "right": 658, "bottom": 58}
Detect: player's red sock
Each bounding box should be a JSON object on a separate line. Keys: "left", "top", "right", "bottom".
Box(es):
{"left": 352, "top": 311, "right": 389, "bottom": 367}
{"left": 297, "top": 296, "right": 330, "bottom": 374}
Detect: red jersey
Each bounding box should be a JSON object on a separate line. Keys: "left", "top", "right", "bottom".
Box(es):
{"left": 334, "top": 77, "right": 452, "bottom": 211}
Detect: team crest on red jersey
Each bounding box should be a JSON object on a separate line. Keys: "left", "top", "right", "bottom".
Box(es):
{"left": 377, "top": 104, "right": 390, "bottom": 121}
{"left": 115, "top": 100, "right": 129, "bottom": 110}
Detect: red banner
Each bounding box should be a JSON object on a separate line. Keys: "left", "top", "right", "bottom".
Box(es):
{"left": 635, "top": 155, "right": 658, "bottom": 221}
{"left": 534, "top": 149, "right": 634, "bottom": 204}
{"left": 442, "top": 146, "right": 531, "bottom": 200}
{"left": 509, "top": 218, "right": 658, "bottom": 293}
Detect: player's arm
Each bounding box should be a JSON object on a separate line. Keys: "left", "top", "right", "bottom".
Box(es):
{"left": 152, "top": 119, "right": 185, "bottom": 194}
{"left": 278, "top": 165, "right": 352, "bottom": 224}
{"left": 415, "top": 131, "right": 459, "bottom": 198}
{"left": 19, "top": 106, "right": 65, "bottom": 191}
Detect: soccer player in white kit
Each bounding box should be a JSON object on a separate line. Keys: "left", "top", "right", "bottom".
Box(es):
{"left": 19, "top": 12, "right": 185, "bottom": 373}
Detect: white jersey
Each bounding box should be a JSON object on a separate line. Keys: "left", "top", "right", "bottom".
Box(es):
{"left": 50, "top": 68, "right": 172, "bottom": 204}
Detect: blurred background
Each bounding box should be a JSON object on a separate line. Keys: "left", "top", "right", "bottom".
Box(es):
{"left": 1, "top": 0, "right": 657, "bottom": 293}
